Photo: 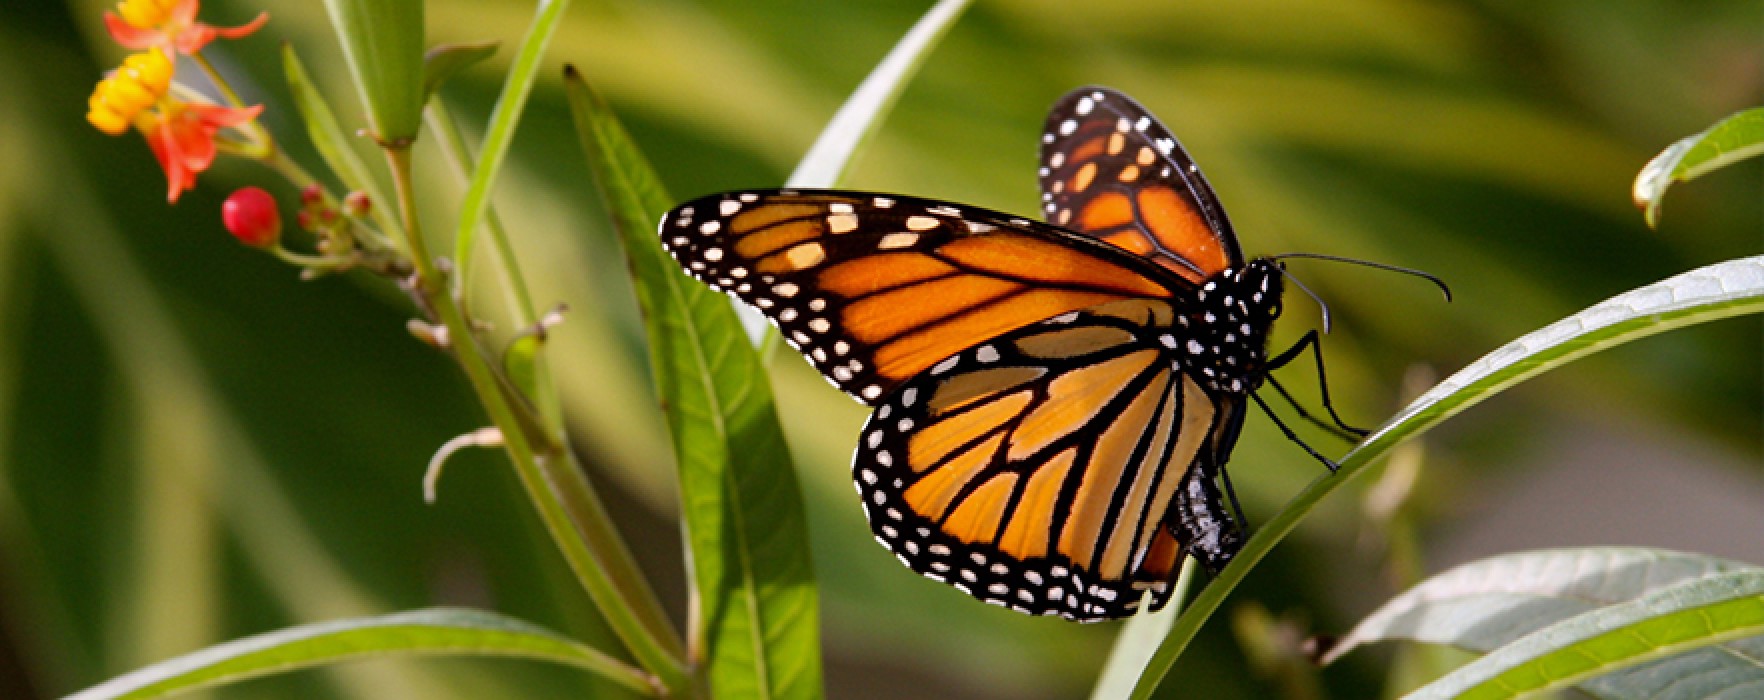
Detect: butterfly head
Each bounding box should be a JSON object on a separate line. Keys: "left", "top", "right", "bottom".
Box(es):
{"left": 1179, "top": 259, "right": 1284, "bottom": 394}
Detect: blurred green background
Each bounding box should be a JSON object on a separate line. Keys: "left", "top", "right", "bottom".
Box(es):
{"left": 1, "top": 1, "right": 1759, "bottom": 698}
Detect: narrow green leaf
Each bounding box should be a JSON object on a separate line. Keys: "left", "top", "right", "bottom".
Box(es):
{"left": 66, "top": 608, "right": 656, "bottom": 700}
{"left": 784, "top": 0, "right": 971, "bottom": 189}
{"left": 564, "top": 69, "right": 825, "bottom": 700}
{"left": 281, "top": 44, "right": 402, "bottom": 241}
{"left": 1634, "top": 107, "right": 1764, "bottom": 228}
{"left": 423, "top": 41, "right": 500, "bottom": 103}
{"left": 425, "top": 103, "right": 554, "bottom": 427}
{"left": 1127, "top": 257, "right": 1764, "bottom": 699}
{"left": 1402, "top": 571, "right": 1764, "bottom": 700}
{"left": 1090, "top": 559, "right": 1197, "bottom": 700}
{"left": 727, "top": 0, "right": 974, "bottom": 347}
{"left": 321, "top": 0, "right": 424, "bottom": 144}
{"left": 451, "top": 0, "right": 570, "bottom": 294}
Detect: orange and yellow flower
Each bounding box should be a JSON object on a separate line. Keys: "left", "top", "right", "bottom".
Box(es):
{"left": 86, "top": 47, "right": 173, "bottom": 135}
{"left": 136, "top": 100, "right": 264, "bottom": 202}
{"left": 104, "top": 0, "right": 267, "bottom": 56}
{"left": 87, "top": 0, "right": 270, "bottom": 202}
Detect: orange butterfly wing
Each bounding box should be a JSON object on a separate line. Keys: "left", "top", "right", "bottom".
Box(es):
{"left": 1039, "top": 87, "right": 1244, "bottom": 284}
{"left": 660, "top": 190, "right": 1184, "bottom": 404}
{"left": 853, "top": 300, "right": 1225, "bottom": 620}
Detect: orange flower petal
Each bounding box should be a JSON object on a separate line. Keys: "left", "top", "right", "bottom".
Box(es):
{"left": 103, "top": 11, "right": 168, "bottom": 49}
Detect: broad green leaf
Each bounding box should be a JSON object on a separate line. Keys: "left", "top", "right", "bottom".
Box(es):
{"left": 1634, "top": 107, "right": 1764, "bottom": 228}
{"left": 321, "top": 0, "right": 425, "bottom": 144}
{"left": 1324, "top": 548, "right": 1764, "bottom": 700}
{"left": 1324, "top": 548, "right": 1759, "bottom": 663}
{"left": 422, "top": 41, "right": 499, "bottom": 102}
{"left": 281, "top": 44, "right": 403, "bottom": 243}
{"left": 1403, "top": 570, "right": 1764, "bottom": 700}
{"left": 451, "top": 0, "right": 571, "bottom": 293}
{"left": 66, "top": 608, "right": 656, "bottom": 700}
{"left": 565, "top": 69, "right": 825, "bottom": 700}
{"left": 1579, "top": 634, "right": 1764, "bottom": 700}
{"left": 1128, "top": 256, "right": 1764, "bottom": 700}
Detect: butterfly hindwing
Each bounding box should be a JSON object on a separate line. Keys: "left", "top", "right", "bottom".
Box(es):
{"left": 854, "top": 299, "right": 1220, "bottom": 621}
{"left": 1039, "top": 87, "right": 1244, "bottom": 284}
{"left": 661, "top": 189, "right": 1183, "bottom": 404}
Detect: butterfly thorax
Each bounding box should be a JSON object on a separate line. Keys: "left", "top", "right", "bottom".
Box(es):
{"left": 1170, "top": 258, "right": 1283, "bottom": 395}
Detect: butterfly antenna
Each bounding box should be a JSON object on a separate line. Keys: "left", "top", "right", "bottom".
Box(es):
{"left": 1269, "top": 252, "right": 1453, "bottom": 302}
{"left": 1279, "top": 267, "right": 1333, "bottom": 334}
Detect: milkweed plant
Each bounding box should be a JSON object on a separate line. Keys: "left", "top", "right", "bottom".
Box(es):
{"left": 64, "top": 1, "right": 1764, "bottom": 698}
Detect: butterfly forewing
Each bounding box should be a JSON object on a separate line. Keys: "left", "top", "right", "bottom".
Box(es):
{"left": 1039, "top": 87, "right": 1244, "bottom": 284}
{"left": 660, "top": 189, "right": 1183, "bottom": 404}
{"left": 657, "top": 88, "right": 1287, "bottom": 622}
{"left": 854, "top": 300, "right": 1219, "bottom": 621}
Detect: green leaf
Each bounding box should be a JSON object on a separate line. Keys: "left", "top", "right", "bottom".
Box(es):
{"left": 1324, "top": 548, "right": 1759, "bottom": 663}
{"left": 66, "top": 608, "right": 656, "bottom": 699}
{"left": 503, "top": 334, "right": 543, "bottom": 407}
{"left": 784, "top": 0, "right": 972, "bottom": 189}
{"left": 425, "top": 103, "right": 553, "bottom": 427}
{"left": 281, "top": 44, "right": 402, "bottom": 241}
{"left": 1089, "top": 559, "right": 1197, "bottom": 700}
{"left": 1323, "top": 548, "right": 1764, "bottom": 699}
{"left": 422, "top": 41, "right": 499, "bottom": 103}
{"left": 1127, "top": 257, "right": 1764, "bottom": 700}
{"left": 1634, "top": 107, "right": 1764, "bottom": 228}
{"left": 321, "top": 0, "right": 425, "bottom": 144}
{"left": 451, "top": 0, "right": 570, "bottom": 294}
{"left": 1402, "top": 571, "right": 1764, "bottom": 700}
{"left": 722, "top": 0, "right": 974, "bottom": 347}
{"left": 564, "top": 69, "right": 825, "bottom": 700}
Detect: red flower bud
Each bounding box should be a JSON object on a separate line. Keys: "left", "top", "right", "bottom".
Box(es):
{"left": 343, "top": 191, "right": 372, "bottom": 218}
{"left": 300, "top": 183, "right": 323, "bottom": 206}
{"left": 222, "top": 187, "right": 282, "bottom": 247}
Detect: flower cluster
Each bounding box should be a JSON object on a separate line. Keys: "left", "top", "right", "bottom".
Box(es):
{"left": 85, "top": 0, "right": 267, "bottom": 202}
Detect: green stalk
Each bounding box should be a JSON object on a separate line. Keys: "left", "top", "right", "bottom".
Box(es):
{"left": 382, "top": 146, "right": 689, "bottom": 694}
{"left": 423, "top": 103, "right": 560, "bottom": 431}
{"left": 190, "top": 52, "right": 273, "bottom": 150}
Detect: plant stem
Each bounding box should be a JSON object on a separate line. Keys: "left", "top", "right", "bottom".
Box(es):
{"left": 423, "top": 102, "right": 560, "bottom": 431}
{"left": 190, "top": 51, "right": 272, "bottom": 149}
{"left": 381, "top": 146, "right": 689, "bottom": 694}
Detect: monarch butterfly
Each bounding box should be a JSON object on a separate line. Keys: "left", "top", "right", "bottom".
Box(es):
{"left": 658, "top": 87, "right": 1439, "bottom": 621}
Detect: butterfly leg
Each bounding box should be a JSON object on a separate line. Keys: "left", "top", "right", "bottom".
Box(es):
{"left": 1265, "top": 330, "right": 1369, "bottom": 438}
{"left": 1263, "top": 374, "right": 1363, "bottom": 444}
{"left": 1249, "top": 389, "right": 1342, "bottom": 472}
